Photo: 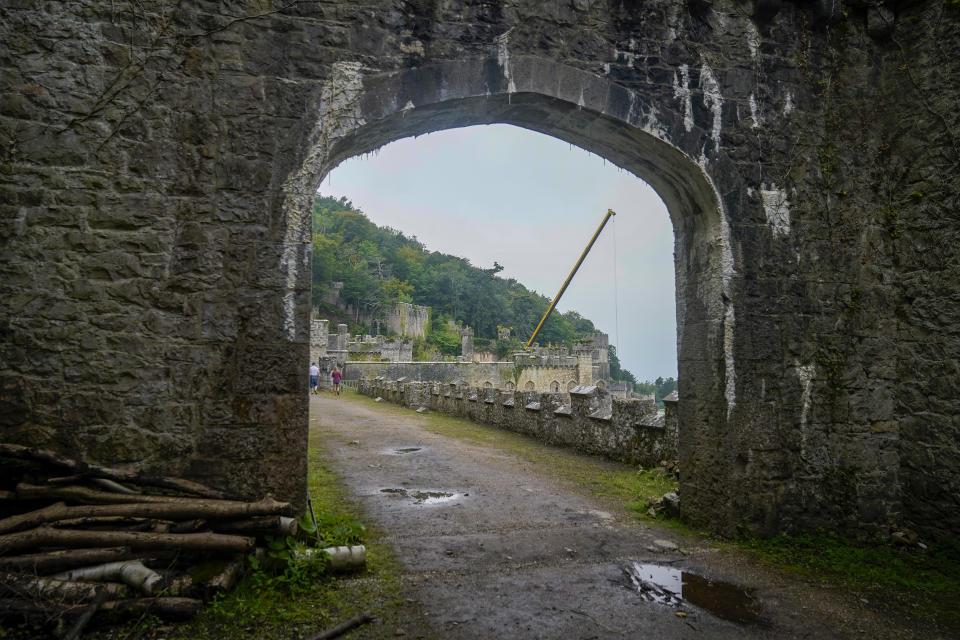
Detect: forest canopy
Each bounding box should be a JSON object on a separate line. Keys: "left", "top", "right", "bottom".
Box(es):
{"left": 311, "top": 195, "right": 643, "bottom": 386}
{"left": 312, "top": 195, "right": 601, "bottom": 345}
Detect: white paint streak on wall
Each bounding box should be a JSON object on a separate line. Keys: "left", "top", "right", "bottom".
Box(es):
{"left": 783, "top": 91, "right": 793, "bottom": 116}
{"left": 695, "top": 158, "right": 737, "bottom": 418}
{"left": 638, "top": 103, "right": 670, "bottom": 141}
{"left": 796, "top": 363, "right": 816, "bottom": 461}
{"left": 497, "top": 30, "right": 517, "bottom": 94}
{"left": 724, "top": 303, "right": 737, "bottom": 418}
{"left": 747, "top": 22, "right": 760, "bottom": 58}
{"left": 699, "top": 64, "right": 723, "bottom": 146}
{"left": 281, "top": 61, "right": 366, "bottom": 342}
{"left": 673, "top": 64, "right": 693, "bottom": 132}
{"left": 749, "top": 93, "right": 761, "bottom": 128}
{"left": 761, "top": 184, "right": 791, "bottom": 237}
{"left": 797, "top": 363, "right": 815, "bottom": 431}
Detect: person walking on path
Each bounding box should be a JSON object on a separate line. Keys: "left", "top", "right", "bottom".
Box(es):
{"left": 331, "top": 366, "right": 342, "bottom": 396}
{"left": 309, "top": 362, "right": 320, "bottom": 395}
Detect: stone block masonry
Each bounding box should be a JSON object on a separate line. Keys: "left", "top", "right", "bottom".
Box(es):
{"left": 359, "top": 378, "right": 673, "bottom": 469}
{"left": 2, "top": 0, "right": 958, "bottom": 540}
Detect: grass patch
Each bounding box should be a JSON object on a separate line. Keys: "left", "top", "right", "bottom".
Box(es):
{"left": 740, "top": 532, "right": 960, "bottom": 629}
{"left": 157, "top": 412, "right": 411, "bottom": 640}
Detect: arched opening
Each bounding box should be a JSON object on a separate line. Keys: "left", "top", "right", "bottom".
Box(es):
{"left": 524, "top": 381, "right": 536, "bottom": 391}
{"left": 566, "top": 380, "right": 577, "bottom": 392}
{"left": 285, "top": 58, "right": 733, "bottom": 525}
{"left": 550, "top": 381, "right": 561, "bottom": 393}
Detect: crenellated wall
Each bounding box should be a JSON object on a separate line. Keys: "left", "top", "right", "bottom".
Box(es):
{"left": 358, "top": 378, "right": 673, "bottom": 468}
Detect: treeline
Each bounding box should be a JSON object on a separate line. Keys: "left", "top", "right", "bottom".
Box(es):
{"left": 312, "top": 196, "right": 600, "bottom": 344}
{"left": 310, "top": 196, "right": 647, "bottom": 386}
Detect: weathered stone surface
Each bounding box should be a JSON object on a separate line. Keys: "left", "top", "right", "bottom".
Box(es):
{"left": 1, "top": 0, "right": 958, "bottom": 539}
{"left": 359, "top": 378, "right": 671, "bottom": 467}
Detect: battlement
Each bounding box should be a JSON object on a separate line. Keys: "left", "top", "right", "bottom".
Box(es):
{"left": 360, "top": 378, "right": 674, "bottom": 468}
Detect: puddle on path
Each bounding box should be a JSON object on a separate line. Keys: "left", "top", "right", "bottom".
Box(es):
{"left": 378, "top": 488, "right": 463, "bottom": 505}
{"left": 382, "top": 447, "right": 424, "bottom": 455}
{"left": 624, "top": 562, "right": 762, "bottom": 624}
{"left": 411, "top": 490, "right": 459, "bottom": 504}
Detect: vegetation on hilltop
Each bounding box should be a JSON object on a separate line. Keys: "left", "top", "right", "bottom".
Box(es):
{"left": 313, "top": 196, "right": 588, "bottom": 343}
{"left": 311, "top": 195, "right": 645, "bottom": 387}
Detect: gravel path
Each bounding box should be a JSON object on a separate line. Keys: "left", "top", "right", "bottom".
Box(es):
{"left": 310, "top": 392, "right": 932, "bottom": 640}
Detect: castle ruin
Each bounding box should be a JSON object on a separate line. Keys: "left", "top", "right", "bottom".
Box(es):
{"left": 2, "top": 0, "right": 958, "bottom": 539}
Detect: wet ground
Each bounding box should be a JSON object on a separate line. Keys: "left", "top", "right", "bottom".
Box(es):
{"left": 310, "top": 392, "right": 936, "bottom": 640}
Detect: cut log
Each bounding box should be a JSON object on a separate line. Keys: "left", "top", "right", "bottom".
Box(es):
{"left": 0, "top": 571, "right": 126, "bottom": 602}
{"left": 295, "top": 545, "right": 366, "bottom": 572}
{"left": 61, "top": 588, "right": 109, "bottom": 640}
{"left": 0, "top": 527, "right": 255, "bottom": 555}
{"left": 99, "top": 596, "right": 203, "bottom": 620}
{"left": 0, "top": 495, "right": 292, "bottom": 534}
{"left": 169, "top": 519, "right": 206, "bottom": 534}
{"left": 90, "top": 478, "right": 139, "bottom": 495}
{"left": 212, "top": 515, "right": 299, "bottom": 537}
{"left": 16, "top": 483, "right": 181, "bottom": 505}
{"left": 206, "top": 558, "right": 244, "bottom": 594}
{"left": 0, "top": 547, "right": 133, "bottom": 574}
{"left": 164, "top": 573, "right": 194, "bottom": 597}
{"left": 0, "top": 444, "right": 230, "bottom": 499}
{"left": 305, "top": 612, "right": 374, "bottom": 640}
{"left": 50, "top": 516, "right": 172, "bottom": 531}
{"left": 0, "top": 501, "right": 69, "bottom": 534}
{"left": 0, "top": 596, "right": 202, "bottom": 622}
{"left": 54, "top": 560, "right": 162, "bottom": 596}
{"left": 0, "top": 597, "right": 81, "bottom": 619}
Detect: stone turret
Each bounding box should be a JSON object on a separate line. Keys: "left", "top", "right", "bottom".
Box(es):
{"left": 461, "top": 326, "right": 474, "bottom": 358}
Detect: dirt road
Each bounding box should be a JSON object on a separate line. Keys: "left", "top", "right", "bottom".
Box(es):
{"left": 310, "top": 392, "right": 931, "bottom": 640}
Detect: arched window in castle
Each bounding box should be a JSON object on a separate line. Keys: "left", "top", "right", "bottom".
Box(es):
{"left": 550, "top": 380, "right": 560, "bottom": 392}
{"left": 483, "top": 381, "right": 492, "bottom": 388}
{"left": 596, "top": 380, "right": 606, "bottom": 391}
{"left": 505, "top": 381, "right": 515, "bottom": 391}
{"left": 524, "top": 381, "right": 535, "bottom": 391}
{"left": 566, "top": 380, "right": 577, "bottom": 391}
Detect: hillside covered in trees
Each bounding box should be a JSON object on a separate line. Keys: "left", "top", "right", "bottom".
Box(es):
{"left": 311, "top": 195, "right": 649, "bottom": 386}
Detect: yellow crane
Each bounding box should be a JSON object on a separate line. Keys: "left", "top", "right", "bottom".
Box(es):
{"left": 525, "top": 208, "right": 616, "bottom": 349}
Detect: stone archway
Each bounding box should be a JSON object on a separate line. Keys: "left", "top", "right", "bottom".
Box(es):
{"left": 285, "top": 58, "right": 733, "bottom": 529}
{"left": 4, "top": 1, "right": 956, "bottom": 538}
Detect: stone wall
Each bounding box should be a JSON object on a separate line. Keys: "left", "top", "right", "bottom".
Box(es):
{"left": 342, "top": 360, "right": 590, "bottom": 393}
{"left": 384, "top": 302, "right": 429, "bottom": 338}
{"left": 343, "top": 361, "right": 511, "bottom": 386}
{"left": 2, "top": 0, "right": 958, "bottom": 538}
{"left": 359, "top": 378, "right": 671, "bottom": 468}
{"left": 309, "top": 318, "right": 330, "bottom": 366}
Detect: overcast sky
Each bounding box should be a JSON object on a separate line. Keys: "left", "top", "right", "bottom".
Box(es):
{"left": 320, "top": 124, "right": 678, "bottom": 382}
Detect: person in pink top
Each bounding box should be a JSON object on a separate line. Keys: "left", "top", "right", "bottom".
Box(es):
{"left": 331, "top": 366, "right": 342, "bottom": 396}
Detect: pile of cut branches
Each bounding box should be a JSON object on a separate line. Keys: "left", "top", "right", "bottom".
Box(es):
{"left": 0, "top": 444, "right": 298, "bottom": 638}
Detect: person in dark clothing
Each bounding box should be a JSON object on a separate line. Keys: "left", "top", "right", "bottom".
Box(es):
{"left": 331, "top": 366, "right": 342, "bottom": 396}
